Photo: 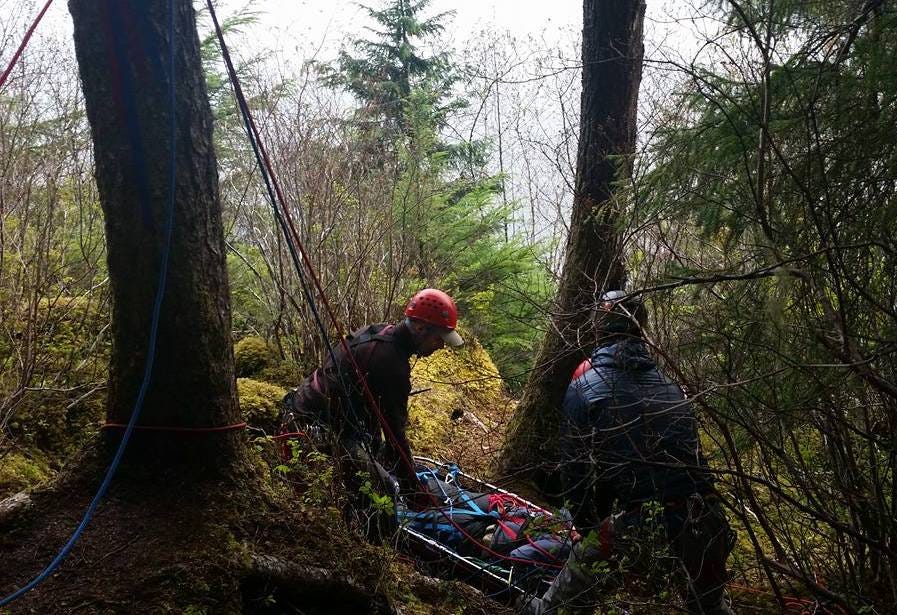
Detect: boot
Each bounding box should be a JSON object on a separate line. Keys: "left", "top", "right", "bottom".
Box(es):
{"left": 518, "top": 541, "right": 598, "bottom": 615}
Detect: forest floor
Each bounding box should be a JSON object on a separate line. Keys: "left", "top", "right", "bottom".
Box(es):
{"left": 0, "top": 340, "right": 522, "bottom": 614}
{"left": 0, "top": 335, "right": 813, "bottom": 614}
{"left": 0, "top": 439, "right": 511, "bottom": 614}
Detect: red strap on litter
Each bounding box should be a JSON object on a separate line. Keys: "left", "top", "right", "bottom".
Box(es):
{"left": 487, "top": 492, "right": 529, "bottom": 514}
{"left": 495, "top": 519, "right": 520, "bottom": 540}
{"left": 101, "top": 421, "right": 247, "bottom": 433}
{"left": 0, "top": 0, "right": 55, "bottom": 91}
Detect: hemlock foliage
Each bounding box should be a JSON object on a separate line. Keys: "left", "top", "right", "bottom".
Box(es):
{"left": 634, "top": 0, "right": 897, "bottom": 607}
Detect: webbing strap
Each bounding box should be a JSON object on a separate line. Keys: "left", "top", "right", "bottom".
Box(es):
{"left": 310, "top": 324, "right": 394, "bottom": 395}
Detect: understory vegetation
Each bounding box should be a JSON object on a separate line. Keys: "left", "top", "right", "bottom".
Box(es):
{"left": 1, "top": 0, "right": 896, "bottom": 613}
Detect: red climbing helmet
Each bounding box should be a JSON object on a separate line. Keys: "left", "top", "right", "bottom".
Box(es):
{"left": 404, "top": 288, "right": 463, "bottom": 346}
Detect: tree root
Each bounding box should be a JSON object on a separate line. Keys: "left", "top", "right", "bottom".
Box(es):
{"left": 244, "top": 553, "right": 396, "bottom": 614}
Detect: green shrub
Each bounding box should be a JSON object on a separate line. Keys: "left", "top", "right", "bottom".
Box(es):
{"left": 233, "top": 336, "right": 276, "bottom": 378}
{"left": 3, "top": 296, "right": 108, "bottom": 455}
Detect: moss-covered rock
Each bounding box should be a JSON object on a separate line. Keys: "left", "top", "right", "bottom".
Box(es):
{"left": 407, "top": 329, "right": 513, "bottom": 475}
{"left": 0, "top": 450, "right": 51, "bottom": 497}
{"left": 237, "top": 377, "right": 287, "bottom": 434}
{"left": 255, "top": 361, "right": 302, "bottom": 388}
{"left": 234, "top": 336, "right": 276, "bottom": 378}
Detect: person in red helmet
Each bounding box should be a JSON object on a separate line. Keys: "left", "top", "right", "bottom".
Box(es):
{"left": 283, "top": 288, "right": 463, "bottom": 506}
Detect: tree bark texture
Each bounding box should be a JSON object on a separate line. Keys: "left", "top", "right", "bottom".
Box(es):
{"left": 68, "top": 0, "right": 240, "bottom": 463}
{"left": 503, "top": 0, "right": 645, "bottom": 485}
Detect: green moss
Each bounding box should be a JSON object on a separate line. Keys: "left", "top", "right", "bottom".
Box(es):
{"left": 407, "top": 402, "right": 452, "bottom": 452}
{"left": 8, "top": 387, "right": 105, "bottom": 455}
{"left": 407, "top": 332, "right": 512, "bottom": 473}
{"left": 233, "top": 336, "right": 276, "bottom": 378}
{"left": 0, "top": 450, "right": 52, "bottom": 496}
{"left": 255, "top": 362, "right": 301, "bottom": 388}
{"left": 237, "top": 377, "right": 286, "bottom": 434}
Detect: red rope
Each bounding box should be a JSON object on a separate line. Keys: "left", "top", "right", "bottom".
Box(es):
{"left": 101, "top": 421, "right": 247, "bottom": 433}
{"left": 205, "top": 1, "right": 566, "bottom": 570}
{"left": 203, "top": 0, "right": 413, "bottom": 472}
{"left": 0, "top": 0, "right": 55, "bottom": 91}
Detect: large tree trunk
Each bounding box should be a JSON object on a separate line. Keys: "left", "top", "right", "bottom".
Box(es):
{"left": 69, "top": 0, "right": 241, "bottom": 466}
{"left": 502, "top": 0, "right": 645, "bottom": 489}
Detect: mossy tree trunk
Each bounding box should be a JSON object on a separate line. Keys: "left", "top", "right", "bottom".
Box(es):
{"left": 68, "top": 0, "right": 241, "bottom": 466}
{"left": 502, "top": 0, "right": 645, "bottom": 489}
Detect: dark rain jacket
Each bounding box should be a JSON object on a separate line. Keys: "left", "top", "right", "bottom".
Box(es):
{"left": 561, "top": 339, "right": 715, "bottom": 528}
{"left": 289, "top": 323, "right": 417, "bottom": 488}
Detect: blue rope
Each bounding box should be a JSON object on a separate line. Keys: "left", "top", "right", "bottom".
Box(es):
{"left": 0, "top": 0, "right": 177, "bottom": 606}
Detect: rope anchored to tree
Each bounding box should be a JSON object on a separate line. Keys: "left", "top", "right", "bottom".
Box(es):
{"left": 101, "top": 421, "right": 247, "bottom": 433}
{"left": 0, "top": 0, "right": 179, "bottom": 607}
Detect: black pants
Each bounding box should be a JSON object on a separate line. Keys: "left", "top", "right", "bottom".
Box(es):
{"left": 667, "top": 496, "right": 735, "bottom": 613}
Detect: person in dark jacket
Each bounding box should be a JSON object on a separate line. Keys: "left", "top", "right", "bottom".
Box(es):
{"left": 522, "top": 290, "right": 734, "bottom": 615}
{"left": 282, "top": 288, "right": 463, "bottom": 498}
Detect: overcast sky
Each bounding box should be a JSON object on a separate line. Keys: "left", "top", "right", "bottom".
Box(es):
{"left": 228, "top": 0, "right": 582, "bottom": 50}
{"left": 6, "top": 0, "right": 706, "bottom": 67}
{"left": 206, "top": 0, "right": 703, "bottom": 63}
{"left": 2, "top": 0, "right": 717, "bottom": 254}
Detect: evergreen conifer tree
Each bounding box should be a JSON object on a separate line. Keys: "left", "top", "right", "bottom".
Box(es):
{"left": 324, "top": 0, "right": 455, "bottom": 140}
